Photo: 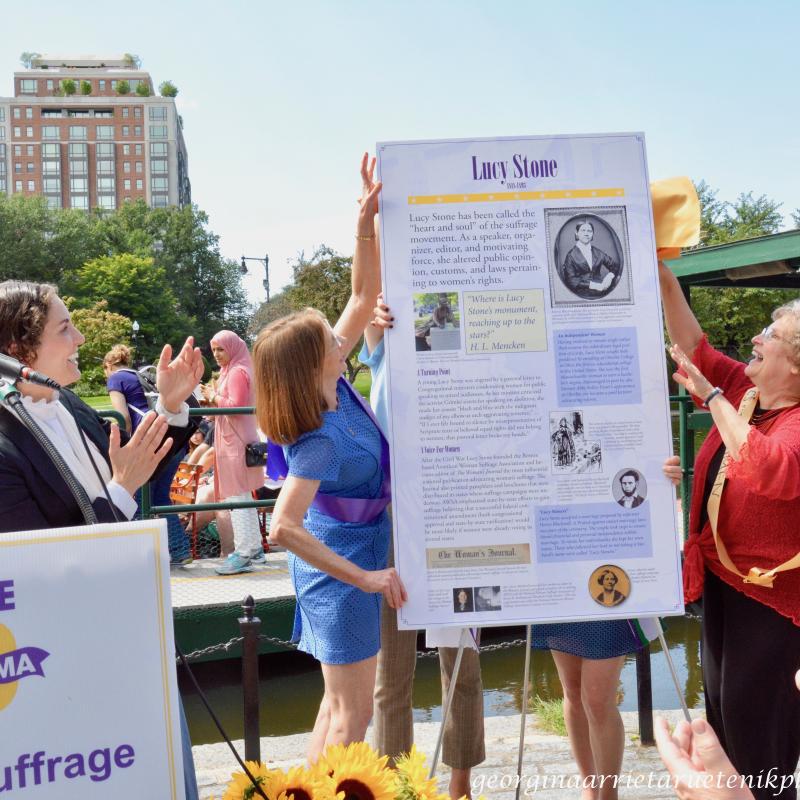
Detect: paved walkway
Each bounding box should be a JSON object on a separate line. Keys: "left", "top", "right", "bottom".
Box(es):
{"left": 193, "top": 708, "right": 700, "bottom": 799}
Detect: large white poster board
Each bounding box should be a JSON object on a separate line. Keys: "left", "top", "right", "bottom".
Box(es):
{"left": 0, "top": 519, "right": 185, "bottom": 798}
{"left": 377, "top": 133, "right": 683, "bottom": 630}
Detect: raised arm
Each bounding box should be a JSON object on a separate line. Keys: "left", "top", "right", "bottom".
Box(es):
{"left": 334, "top": 153, "right": 382, "bottom": 356}
{"left": 659, "top": 260, "right": 704, "bottom": 355}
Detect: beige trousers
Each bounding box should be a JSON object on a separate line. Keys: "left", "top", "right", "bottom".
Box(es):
{"left": 373, "top": 546, "right": 485, "bottom": 770}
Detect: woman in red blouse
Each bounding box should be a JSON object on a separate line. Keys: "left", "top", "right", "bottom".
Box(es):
{"left": 660, "top": 261, "right": 800, "bottom": 800}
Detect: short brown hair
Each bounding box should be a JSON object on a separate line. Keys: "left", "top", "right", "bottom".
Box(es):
{"left": 0, "top": 280, "right": 58, "bottom": 364}
{"left": 103, "top": 344, "right": 132, "bottom": 369}
{"left": 252, "top": 308, "right": 329, "bottom": 444}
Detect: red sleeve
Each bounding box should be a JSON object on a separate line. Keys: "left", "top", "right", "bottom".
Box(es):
{"left": 727, "top": 414, "right": 800, "bottom": 500}
{"left": 216, "top": 368, "right": 253, "bottom": 408}
{"left": 685, "top": 336, "right": 752, "bottom": 409}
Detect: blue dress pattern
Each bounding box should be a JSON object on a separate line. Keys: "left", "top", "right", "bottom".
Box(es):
{"left": 285, "top": 380, "right": 390, "bottom": 664}
{"left": 532, "top": 619, "right": 646, "bottom": 659}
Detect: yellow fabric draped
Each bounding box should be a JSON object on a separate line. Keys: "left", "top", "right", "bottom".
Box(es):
{"left": 650, "top": 176, "right": 701, "bottom": 260}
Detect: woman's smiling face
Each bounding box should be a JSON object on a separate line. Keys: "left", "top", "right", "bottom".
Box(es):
{"left": 28, "top": 296, "right": 85, "bottom": 387}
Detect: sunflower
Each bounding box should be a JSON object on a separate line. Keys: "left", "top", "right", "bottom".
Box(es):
{"left": 394, "top": 746, "right": 445, "bottom": 800}
{"left": 265, "top": 764, "right": 333, "bottom": 800}
{"left": 222, "top": 760, "right": 272, "bottom": 800}
{"left": 314, "top": 741, "right": 397, "bottom": 800}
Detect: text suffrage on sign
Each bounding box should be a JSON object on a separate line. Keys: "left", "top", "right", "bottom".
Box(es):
{"left": 0, "top": 520, "right": 185, "bottom": 798}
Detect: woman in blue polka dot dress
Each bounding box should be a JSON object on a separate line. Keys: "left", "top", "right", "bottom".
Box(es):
{"left": 252, "top": 155, "right": 407, "bottom": 762}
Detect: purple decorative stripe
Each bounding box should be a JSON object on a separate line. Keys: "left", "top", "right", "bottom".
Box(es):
{"left": 0, "top": 646, "right": 50, "bottom": 684}
{"left": 265, "top": 378, "right": 391, "bottom": 524}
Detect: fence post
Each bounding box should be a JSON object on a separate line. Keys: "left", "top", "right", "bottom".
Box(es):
{"left": 239, "top": 595, "right": 262, "bottom": 762}
{"left": 636, "top": 646, "right": 654, "bottom": 745}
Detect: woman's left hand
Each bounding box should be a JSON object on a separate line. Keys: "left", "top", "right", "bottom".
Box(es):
{"left": 156, "top": 336, "right": 205, "bottom": 413}
{"left": 669, "top": 343, "right": 714, "bottom": 400}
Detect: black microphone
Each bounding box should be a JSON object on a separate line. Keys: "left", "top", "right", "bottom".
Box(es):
{"left": 0, "top": 353, "right": 61, "bottom": 390}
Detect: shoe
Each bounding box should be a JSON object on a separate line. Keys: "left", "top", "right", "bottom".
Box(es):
{"left": 214, "top": 553, "right": 254, "bottom": 575}
{"left": 171, "top": 554, "right": 193, "bottom": 567}
{"left": 250, "top": 551, "right": 266, "bottom": 564}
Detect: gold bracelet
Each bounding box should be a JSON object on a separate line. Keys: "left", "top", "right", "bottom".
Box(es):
{"left": 355, "top": 233, "right": 376, "bottom": 241}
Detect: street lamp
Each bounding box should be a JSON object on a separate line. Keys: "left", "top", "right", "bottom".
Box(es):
{"left": 240, "top": 254, "right": 270, "bottom": 303}
{"left": 131, "top": 320, "right": 140, "bottom": 366}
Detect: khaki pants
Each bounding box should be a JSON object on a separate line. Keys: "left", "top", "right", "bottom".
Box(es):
{"left": 373, "top": 546, "right": 485, "bottom": 770}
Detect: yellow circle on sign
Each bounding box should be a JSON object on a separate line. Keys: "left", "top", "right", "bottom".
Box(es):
{"left": 0, "top": 624, "right": 19, "bottom": 711}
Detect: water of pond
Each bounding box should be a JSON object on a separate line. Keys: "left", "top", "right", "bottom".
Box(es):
{"left": 181, "top": 615, "right": 703, "bottom": 745}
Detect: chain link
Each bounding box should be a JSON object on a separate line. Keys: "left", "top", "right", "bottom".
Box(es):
{"left": 178, "top": 633, "right": 529, "bottom": 663}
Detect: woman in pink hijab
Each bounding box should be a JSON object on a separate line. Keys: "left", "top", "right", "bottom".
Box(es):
{"left": 204, "top": 330, "right": 265, "bottom": 574}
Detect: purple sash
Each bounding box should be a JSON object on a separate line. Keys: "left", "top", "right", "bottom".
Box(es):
{"left": 266, "top": 378, "right": 391, "bottom": 523}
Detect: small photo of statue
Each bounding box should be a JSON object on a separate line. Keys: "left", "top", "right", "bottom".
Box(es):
{"left": 549, "top": 410, "right": 602, "bottom": 474}
{"left": 413, "top": 291, "right": 461, "bottom": 352}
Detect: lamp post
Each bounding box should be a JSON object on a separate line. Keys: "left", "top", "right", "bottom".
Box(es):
{"left": 131, "top": 320, "right": 140, "bottom": 367}
{"left": 240, "top": 254, "right": 270, "bottom": 303}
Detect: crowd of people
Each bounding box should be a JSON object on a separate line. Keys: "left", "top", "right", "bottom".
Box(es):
{"left": 0, "top": 155, "right": 798, "bottom": 800}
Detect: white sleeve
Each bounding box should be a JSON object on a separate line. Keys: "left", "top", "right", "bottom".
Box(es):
{"left": 106, "top": 480, "right": 139, "bottom": 520}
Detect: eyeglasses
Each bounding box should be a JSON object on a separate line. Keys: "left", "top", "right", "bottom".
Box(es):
{"left": 760, "top": 324, "right": 789, "bottom": 344}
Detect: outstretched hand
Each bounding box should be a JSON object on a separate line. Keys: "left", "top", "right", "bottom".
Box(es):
{"left": 357, "top": 152, "right": 382, "bottom": 235}
{"left": 669, "top": 343, "right": 714, "bottom": 400}
{"left": 156, "top": 336, "right": 205, "bottom": 413}
{"left": 655, "top": 717, "right": 753, "bottom": 800}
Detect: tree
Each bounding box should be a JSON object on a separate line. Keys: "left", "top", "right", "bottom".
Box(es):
{"left": 72, "top": 254, "right": 190, "bottom": 363}
{"left": 19, "top": 52, "right": 40, "bottom": 69}
{"left": 689, "top": 181, "right": 792, "bottom": 359}
{"left": 249, "top": 288, "right": 295, "bottom": 336}
{"left": 135, "top": 82, "right": 151, "bottom": 97}
{"left": 159, "top": 81, "right": 178, "bottom": 97}
{"left": 116, "top": 80, "right": 130, "bottom": 95}
{"left": 65, "top": 299, "right": 132, "bottom": 394}
{"left": 80, "top": 80, "right": 92, "bottom": 95}
{"left": 61, "top": 79, "right": 76, "bottom": 96}
{"left": 122, "top": 53, "right": 142, "bottom": 69}
{"left": 792, "top": 209, "right": 800, "bottom": 229}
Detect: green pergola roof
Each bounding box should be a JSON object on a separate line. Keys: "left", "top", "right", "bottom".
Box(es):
{"left": 664, "top": 229, "right": 800, "bottom": 289}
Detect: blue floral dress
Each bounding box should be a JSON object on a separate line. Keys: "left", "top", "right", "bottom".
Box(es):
{"left": 285, "top": 381, "right": 390, "bottom": 664}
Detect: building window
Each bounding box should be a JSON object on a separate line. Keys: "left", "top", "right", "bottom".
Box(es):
{"left": 26, "top": 162, "right": 34, "bottom": 172}
{"left": 99, "top": 80, "right": 106, "bottom": 91}
{"left": 0, "top": 109, "right": 4, "bottom": 121}
{"left": 122, "top": 144, "right": 130, "bottom": 155}
{"left": 97, "top": 177, "right": 115, "bottom": 191}
{"left": 71, "top": 195, "right": 88, "bottom": 210}
{"left": 25, "top": 108, "right": 33, "bottom": 119}
{"left": 150, "top": 160, "right": 167, "bottom": 173}
{"left": 0, "top": 127, "right": 5, "bottom": 140}
{"left": 150, "top": 142, "right": 168, "bottom": 156}
{"left": 111, "top": 80, "right": 117, "bottom": 91}
{"left": 134, "top": 143, "right": 142, "bottom": 155}
{"left": 15, "top": 180, "right": 22, "bottom": 192}
{"left": 42, "top": 161, "right": 60, "bottom": 174}
{"left": 96, "top": 126, "right": 114, "bottom": 140}
{"left": 149, "top": 107, "right": 167, "bottom": 121}
{"left": 43, "top": 178, "right": 61, "bottom": 192}
{"left": 68, "top": 143, "right": 87, "bottom": 157}
{"left": 14, "top": 163, "right": 20, "bottom": 173}
{"left": 27, "top": 180, "right": 35, "bottom": 191}
{"left": 136, "top": 179, "right": 143, "bottom": 190}
{"left": 96, "top": 142, "right": 114, "bottom": 157}
{"left": 42, "top": 143, "right": 59, "bottom": 157}
{"left": 151, "top": 195, "right": 168, "bottom": 208}
{"left": 97, "top": 160, "right": 115, "bottom": 174}
{"left": 151, "top": 177, "right": 168, "bottom": 191}
{"left": 69, "top": 126, "right": 87, "bottom": 140}
{"left": 135, "top": 161, "right": 143, "bottom": 173}
{"left": 25, "top": 126, "right": 33, "bottom": 138}
{"left": 133, "top": 125, "right": 141, "bottom": 137}
{"left": 20, "top": 80, "right": 37, "bottom": 94}
{"left": 149, "top": 125, "right": 167, "bottom": 139}
{"left": 134, "top": 107, "right": 142, "bottom": 119}
{"left": 26, "top": 145, "right": 34, "bottom": 156}
{"left": 42, "top": 126, "right": 60, "bottom": 140}
{"left": 70, "top": 177, "right": 88, "bottom": 192}
{"left": 68, "top": 160, "right": 86, "bottom": 175}
{"left": 13, "top": 127, "right": 21, "bottom": 138}
{"left": 122, "top": 107, "right": 129, "bottom": 118}
{"left": 45, "top": 195, "right": 61, "bottom": 209}
{"left": 13, "top": 145, "right": 21, "bottom": 156}
{"left": 123, "top": 179, "right": 131, "bottom": 190}
{"left": 123, "top": 162, "right": 131, "bottom": 173}
{"left": 47, "top": 80, "right": 54, "bottom": 91}
{"left": 122, "top": 126, "right": 129, "bottom": 137}
{"left": 13, "top": 108, "right": 20, "bottom": 119}
{"left": 97, "top": 195, "right": 116, "bottom": 210}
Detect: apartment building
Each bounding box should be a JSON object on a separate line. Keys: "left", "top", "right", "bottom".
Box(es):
{"left": 0, "top": 54, "right": 190, "bottom": 210}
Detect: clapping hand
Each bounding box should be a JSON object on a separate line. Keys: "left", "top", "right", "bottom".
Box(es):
{"left": 109, "top": 412, "right": 174, "bottom": 495}
{"left": 156, "top": 336, "right": 205, "bottom": 414}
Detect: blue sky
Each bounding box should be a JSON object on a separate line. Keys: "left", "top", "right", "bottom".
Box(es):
{"left": 3, "top": 0, "right": 798, "bottom": 303}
